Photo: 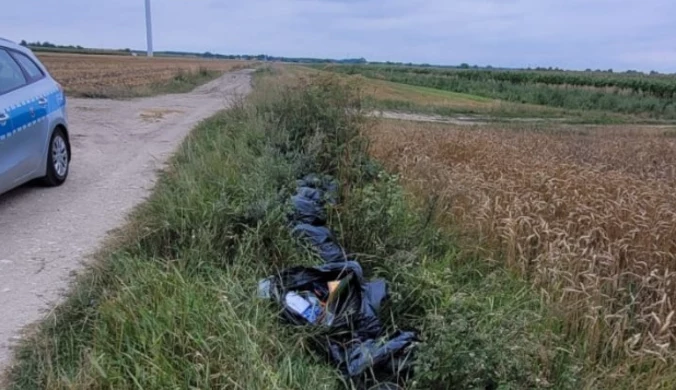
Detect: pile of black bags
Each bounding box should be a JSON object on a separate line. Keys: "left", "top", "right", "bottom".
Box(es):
{"left": 258, "top": 175, "right": 417, "bottom": 389}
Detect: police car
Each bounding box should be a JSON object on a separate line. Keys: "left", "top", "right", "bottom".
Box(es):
{"left": 0, "top": 38, "right": 70, "bottom": 196}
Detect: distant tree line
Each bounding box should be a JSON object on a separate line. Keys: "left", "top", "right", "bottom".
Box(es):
{"left": 18, "top": 40, "right": 666, "bottom": 75}
{"left": 19, "top": 40, "right": 366, "bottom": 64}
{"left": 21, "top": 40, "right": 133, "bottom": 54}
{"left": 177, "top": 50, "right": 367, "bottom": 64}
{"left": 365, "top": 60, "right": 664, "bottom": 76}
{"left": 346, "top": 65, "right": 676, "bottom": 97}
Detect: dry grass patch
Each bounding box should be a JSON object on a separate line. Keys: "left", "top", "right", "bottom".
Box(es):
{"left": 368, "top": 119, "right": 676, "bottom": 384}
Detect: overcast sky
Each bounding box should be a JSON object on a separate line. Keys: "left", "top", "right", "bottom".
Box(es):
{"left": 3, "top": 0, "right": 674, "bottom": 72}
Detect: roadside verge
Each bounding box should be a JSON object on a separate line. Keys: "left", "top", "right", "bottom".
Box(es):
{"left": 5, "top": 70, "right": 580, "bottom": 389}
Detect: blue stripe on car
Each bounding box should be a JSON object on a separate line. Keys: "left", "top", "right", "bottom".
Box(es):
{"left": 0, "top": 89, "right": 65, "bottom": 141}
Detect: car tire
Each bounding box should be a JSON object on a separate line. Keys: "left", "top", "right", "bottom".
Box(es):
{"left": 42, "top": 128, "right": 69, "bottom": 187}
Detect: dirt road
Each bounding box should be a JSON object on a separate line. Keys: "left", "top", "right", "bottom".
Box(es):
{"left": 0, "top": 70, "right": 253, "bottom": 368}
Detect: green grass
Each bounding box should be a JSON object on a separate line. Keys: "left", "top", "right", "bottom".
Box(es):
{"left": 150, "top": 68, "right": 223, "bottom": 95}
{"left": 355, "top": 65, "right": 676, "bottom": 98}
{"left": 391, "top": 83, "right": 493, "bottom": 103}
{"left": 75, "top": 68, "right": 223, "bottom": 99}
{"left": 4, "top": 70, "right": 583, "bottom": 389}
{"left": 294, "top": 66, "right": 659, "bottom": 124}
{"left": 324, "top": 65, "right": 676, "bottom": 120}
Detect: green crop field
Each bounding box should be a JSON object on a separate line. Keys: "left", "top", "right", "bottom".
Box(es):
{"left": 322, "top": 64, "right": 676, "bottom": 120}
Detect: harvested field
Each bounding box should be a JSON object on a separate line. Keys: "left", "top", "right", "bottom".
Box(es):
{"left": 36, "top": 53, "right": 251, "bottom": 97}
{"left": 368, "top": 120, "right": 676, "bottom": 383}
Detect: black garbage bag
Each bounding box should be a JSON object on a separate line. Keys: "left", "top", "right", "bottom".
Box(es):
{"left": 329, "top": 331, "right": 418, "bottom": 378}
{"left": 291, "top": 224, "right": 349, "bottom": 263}
{"left": 297, "top": 186, "right": 324, "bottom": 202}
{"left": 296, "top": 174, "right": 339, "bottom": 205}
{"left": 290, "top": 184, "right": 338, "bottom": 225}
{"left": 260, "top": 173, "right": 418, "bottom": 388}
{"left": 263, "top": 261, "right": 382, "bottom": 336}
{"left": 317, "top": 242, "right": 349, "bottom": 263}
{"left": 291, "top": 192, "right": 327, "bottom": 225}
{"left": 259, "top": 261, "right": 417, "bottom": 385}
{"left": 291, "top": 224, "right": 334, "bottom": 246}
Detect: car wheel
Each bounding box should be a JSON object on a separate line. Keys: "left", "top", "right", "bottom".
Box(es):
{"left": 42, "top": 128, "right": 69, "bottom": 186}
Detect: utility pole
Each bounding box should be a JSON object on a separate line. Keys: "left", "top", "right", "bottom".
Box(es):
{"left": 145, "top": 0, "right": 153, "bottom": 57}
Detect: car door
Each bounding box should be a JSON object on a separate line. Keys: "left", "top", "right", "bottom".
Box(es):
{"left": 0, "top": 48, "right": 29, "bottom": 194}
{"left": 8, "top": 49, "right": 53, "bottom": 178}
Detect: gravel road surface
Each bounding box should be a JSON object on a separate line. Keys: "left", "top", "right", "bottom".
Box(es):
{"left": 0, "top": 70, "right": 253, "bottom": 368}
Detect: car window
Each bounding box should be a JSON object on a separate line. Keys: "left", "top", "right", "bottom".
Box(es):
{"left": 0, "top": 49, "right": 27, "bottom": 94}
{"left": 11, "top": 51, "right": 44, "bottom": 82}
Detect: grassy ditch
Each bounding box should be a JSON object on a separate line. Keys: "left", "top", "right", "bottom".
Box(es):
{"left": 6, "top": 70, "right": 581, "bottom": 389}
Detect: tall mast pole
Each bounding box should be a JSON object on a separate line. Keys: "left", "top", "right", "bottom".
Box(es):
{"left": 145, "top": 0, "right": 153, "bottom": 57}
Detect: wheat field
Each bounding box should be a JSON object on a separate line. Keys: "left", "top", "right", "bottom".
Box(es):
{"left": 36, "top": 53, "right": 249, "bottom": 97}
{"left": 368, "top": 120, "right": 676, "bottom": 373}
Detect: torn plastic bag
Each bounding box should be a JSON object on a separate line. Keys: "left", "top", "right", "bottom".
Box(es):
{"left": 260, "top": 261, "right": 417, "bottom": 385}
{"left": 265, "top": 261, "right": 383, "bottom": 337}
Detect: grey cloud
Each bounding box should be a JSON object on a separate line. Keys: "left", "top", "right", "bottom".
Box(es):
{"left": 2, "top": 0, "right": 674, "bottom": 72}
